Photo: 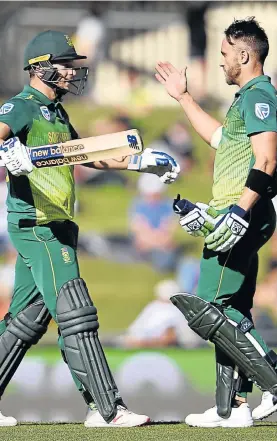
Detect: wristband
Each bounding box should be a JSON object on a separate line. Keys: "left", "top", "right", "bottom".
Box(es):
{"left": 230, "top": 205, "right": 247, "bottom": 218}
{"left": 245, "top": 168, "right": 274, "bottom": 197}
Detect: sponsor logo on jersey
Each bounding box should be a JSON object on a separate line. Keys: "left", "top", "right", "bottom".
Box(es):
{"left": 0, "top": 103, "right": 14, "bottom": 115}
{"left": 255, "top": 103, "right": 270, "bottom": 120}
{"left": 40, "top": 106, "right": 51, "bottom": 121}
{"left": 61, "top": 247, "right": 71, "bottom": 264}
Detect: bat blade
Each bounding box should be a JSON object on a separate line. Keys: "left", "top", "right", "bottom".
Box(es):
{"left": 0, "top": 129, "right": 143, "bottom": 168}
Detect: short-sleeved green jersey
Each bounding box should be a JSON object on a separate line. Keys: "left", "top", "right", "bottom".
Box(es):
{"left": 210, "top": 75, "right": 277, "bottom": 210}
{"left": 0, "top": 85, "right": 78, "bottom": 225}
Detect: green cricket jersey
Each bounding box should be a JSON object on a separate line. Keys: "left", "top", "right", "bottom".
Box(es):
{"left": 210, "top": 75, "right": 277, "bottom": 210}
{"left": 0, "top": 85, "right": 78, "bottom": 225}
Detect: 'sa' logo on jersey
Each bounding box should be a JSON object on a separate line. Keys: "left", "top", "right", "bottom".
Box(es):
{"left": 40, "top": 106, "right": 50, "bottom": 121}
{"left": 255, "top": 103, "right": 270, "bottom": 120}
{"left": 0, "top": 103, "right": 14, "bottom": 115}
{"left": 61, "top": 247, "right": 71, "bottom": 264}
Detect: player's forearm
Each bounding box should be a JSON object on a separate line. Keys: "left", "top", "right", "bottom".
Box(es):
{"left": 83, "top": 156, "right": 130, "bottom": 170}
{"left": 178, "top": 93, "right": 222, "bottom": 145}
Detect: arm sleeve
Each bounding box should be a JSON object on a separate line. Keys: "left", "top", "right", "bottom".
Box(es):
{"left": 240, "top": 89, "right": 277, "bottom": 136}
{"left": 0, "top": 99, "right": 31, "bottom": 136}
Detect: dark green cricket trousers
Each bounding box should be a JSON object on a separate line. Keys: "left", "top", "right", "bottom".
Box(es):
{"left": 0, "top": 220, "right": 83, "bottom": 392}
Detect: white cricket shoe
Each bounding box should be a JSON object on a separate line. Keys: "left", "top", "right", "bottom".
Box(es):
{"left": 0, "top": 411, "right": 17, "bottom": 426}
{"left": 84, "top": 405, "right": 150, "bottom": 428}
{"left": 185, "top": 404, "right": 253, "bottom": 428}
{"left": 252, "top": 391, "right": 277, "bottom": 420}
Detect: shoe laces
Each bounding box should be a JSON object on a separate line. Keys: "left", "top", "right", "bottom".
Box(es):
{"left": 117, "top": 405, "right": 132, "bottom": 414}
{"left": 262, "top": 391, "right": 272, "bottom": 403}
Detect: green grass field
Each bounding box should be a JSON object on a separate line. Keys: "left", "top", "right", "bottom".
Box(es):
{"left": 1, "top": 422, "right": 276, "bottom": 441}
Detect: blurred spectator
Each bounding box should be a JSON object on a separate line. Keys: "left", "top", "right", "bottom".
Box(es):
{"left": 74, "top": 114, "right": 132, "bottom": 187}
{"left": 74, "top": 5, "right": 106, "bottom": 101}
{"left": 149, "top": 122, "right": 195, "bottom": 175}
{"left": 129, "top": 174, "right": 182, "bottom": 272}
{"left": 252, "top": 266, "right": 277, "bottom": 347}
{"left": 254, "top": 265, "right": 277, "bottom": 320}
{"left": 119, "top": 279, "right": 204, "bottom": 348}
{"left": 118, "top": 67, "right": 153, "bottom": 117}
{"left": 181, "top": 2, "right": 209, "bottom": 101}
{"left": 176, "top": 256, "right": 200, "bottom": 294}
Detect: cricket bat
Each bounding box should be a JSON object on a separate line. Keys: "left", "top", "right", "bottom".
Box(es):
{"left": 0, "top": 129, "right": 143, "bottom": 169}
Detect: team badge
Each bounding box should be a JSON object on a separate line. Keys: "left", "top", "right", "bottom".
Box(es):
{"left": 255, "top": 103, "right": 270, "bottom": 120}
{"left": 61, "top": 247, "right": 71, "bottom": 264}
{"left": 40, "top": 106, "right": 51, "bottom": 121}
{"left": 64, "top": 35, "right": 74, "bottom": 47}
{"left": 0, "top": 103, "right": 14, "bottom": 115}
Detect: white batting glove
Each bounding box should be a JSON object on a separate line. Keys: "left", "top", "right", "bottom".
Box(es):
{"left": 127, "top": 148, "right": 180, "bottom": 184}
{"left": 205, "top": 205, "right": 249, "bottom": 252}
{"left": 173, "top": 194, "right": 222, "bottom": 238}
{"left": 1, "top": 137, "right": 33, "bottom": 176}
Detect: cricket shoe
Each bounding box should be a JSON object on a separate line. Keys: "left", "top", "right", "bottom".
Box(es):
{"left": 252, "top": 391, "right": 277, "bottom": 420}
{"left": 84, "top": 405, "right": 150, "bottom": 427}
{"left": 185, "top": 404, "right": 253, "bottom": 428}
{"left": 0, "top": 411, "right": 17, "bottom": 426}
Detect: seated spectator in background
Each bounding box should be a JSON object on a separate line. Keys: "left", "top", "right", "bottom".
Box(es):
{"left": 176, "top": 256, "right": 200, "bottom": 295}
{"left": 254, "top": 264, "right": 277, "bottom": 320}
{"left": 129, "top": 174, "right": 182, "bottom": 272}
{"left": 252, "top": 265, "right": 277, "bottom": 347}
{"left": 119, "top": 279, "right": 204, "bottom": 349}
{"left": 148, "top": 122, "right": 195, "bottom": 175}
{"left": 118, "top": 67, "right": 153, "bottom": 118}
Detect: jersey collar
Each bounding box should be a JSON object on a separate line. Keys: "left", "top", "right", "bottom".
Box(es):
{"left": 235, "top": 75, "right": 271, "bottom": 97}
{"left": 23, "top": 85, "right": 54, "bottom": 106}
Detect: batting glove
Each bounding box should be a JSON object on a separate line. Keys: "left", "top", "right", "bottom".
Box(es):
{"left": 173, "top": 194, "right": 222, "bottom": 238}
{"left": 1, "top": 137, "right": 33, "bottom": 176}
{"left": 205, "top": 205, "right": 249, "bottom": 252}
{"left": 127, "top": 148, "right": 180, "bottom": 184}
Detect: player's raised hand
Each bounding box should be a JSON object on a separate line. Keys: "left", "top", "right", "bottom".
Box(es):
{"left": 0, "top": 137, "right": 33, "bottom": 176}
{"left": 155, "top": 61, "right": 188, "bottom": 101}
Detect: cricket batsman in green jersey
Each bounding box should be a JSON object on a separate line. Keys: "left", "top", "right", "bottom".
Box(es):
{"left": 156, "top": 18, "right": 277, "bottom": 427}
{"left": 0, "top": 30, "right": 180, "bottom": 427}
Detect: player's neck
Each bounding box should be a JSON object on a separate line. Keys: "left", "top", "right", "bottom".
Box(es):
{"left": 29, "top": 78, "right": 57, "bottom": 101}
{"left": 237, "top": 68, "right": 264, "bottom": 89}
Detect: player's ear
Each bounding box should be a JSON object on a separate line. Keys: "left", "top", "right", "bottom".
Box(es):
{"left": 240, "top": 49, "right": 249, "bottom": 65}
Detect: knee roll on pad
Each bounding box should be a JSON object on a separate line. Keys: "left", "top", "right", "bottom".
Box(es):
{"left": 0, "top": 298, "right": 50, "bottom": 396}
{"left": 57, "top": 278, "right": 121, "bottom": 423}
{"left": 171, "top": 293, "right": 277, "bottom": 396}
{"left": 57, "top": 278, "right": 99, "bottom": 336}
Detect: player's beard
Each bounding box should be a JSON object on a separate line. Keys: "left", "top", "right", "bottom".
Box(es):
{"left": 224, "top": 62, "right": 241, "bottom": 85}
